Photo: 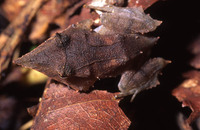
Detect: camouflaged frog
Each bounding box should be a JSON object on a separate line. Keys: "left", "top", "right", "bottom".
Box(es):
{"left": 14, "top": 5, "right": 169, "bottom": 101}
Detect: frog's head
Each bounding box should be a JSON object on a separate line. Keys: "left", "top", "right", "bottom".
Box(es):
{"left": 13, "top": 32, "right": 72, "bottom": 80}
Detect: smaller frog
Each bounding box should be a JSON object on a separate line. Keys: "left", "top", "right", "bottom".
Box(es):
{"left": 117, "top": 58, "right": 170, "bottom": 102}
{"left": 88, "top": 4, "right": 162, "bottom": 35}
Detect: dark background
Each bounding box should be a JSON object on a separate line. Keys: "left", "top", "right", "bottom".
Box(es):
{"left": 1, "top": 0, "right": 200, "bottom": 129}
{"left": 125, "top": 0, "right": 200, "bottom": 129}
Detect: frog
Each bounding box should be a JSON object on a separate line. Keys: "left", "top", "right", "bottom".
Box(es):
{"left": 88, "top": 4, "right": 162, "bottom": 35}
{"left": 14, "top": 4, "right": 169, "bottom": 101}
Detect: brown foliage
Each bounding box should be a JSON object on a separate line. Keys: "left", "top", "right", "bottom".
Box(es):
{"left": 0, "top": 0, "right": 44, "bottom": 79}
{"left": 31, "top": 80, "right": 131, "bottom": 129}
{"left": 173, "top": 71, "right": 200, "bottom": 124}
{"left": 29, "top": 0, "right": 80, "bottom": 42}
{"left": 0, "top": 0, "right": 28, "bottom": 21}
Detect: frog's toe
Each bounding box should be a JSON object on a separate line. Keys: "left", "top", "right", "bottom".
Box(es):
{"left": 115, "top": 88, "right": 139, "bottom": 102}
{"left": 115, "top": 93, "right": 125, "bottom": 99}
{"left": 130, "top": 89, "right": 139, "bottom": 102}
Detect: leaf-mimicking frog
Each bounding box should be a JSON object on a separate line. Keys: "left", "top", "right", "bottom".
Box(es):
{"left": 14, "top": 4, "right": 169, "bottom": 101}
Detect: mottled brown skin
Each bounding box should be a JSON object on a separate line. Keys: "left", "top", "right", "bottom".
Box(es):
{"left": 117, "top": 58, "right": 170, "bottom": 101}
{"left": 14, "top": 22, "right": 158, "bottom": 91}
{"left": 14, "top": 4, "right": 168, "bottom": 101}
{"left": 87, "top": 4, "right": 168, "bottom": 101}
{"left": 88, "top": 5, "right": 162, "bottom": 34}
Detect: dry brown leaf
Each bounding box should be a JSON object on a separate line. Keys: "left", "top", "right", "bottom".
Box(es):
{"left": 172, "top": 70, "right": 200, "bottom": 124}
{"left": 32, "top": 80, "right": 131, "bottom": 129}
{"left": 29, "top": 0, "right": 80, "bottom": 42}
{"left": 0, "top": 0, "right": 28, "bottom": 21}
{"left": 0, "top": 0, "right": 44, "bottom": 80}
{"left": 65, "top": 3, "right": 99, "bottom": 28}
{"left": 53, "top": 0, "right": 88, "bottom": 28}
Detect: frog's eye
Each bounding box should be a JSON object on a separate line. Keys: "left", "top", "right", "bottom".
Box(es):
{"left": 64, "top": 65, "right": 74, "bottom": 77}
{"left": 55, "top": 33, "right": 70, "bottom": 48}
{"left": 57, "top": 63, "right": 74, "bottom": 78}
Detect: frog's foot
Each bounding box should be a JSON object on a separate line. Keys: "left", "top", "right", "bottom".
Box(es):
{"left": 115, "top": 75, "right": 159, "bottom": 102}
{"left": 115, "top": 88, "right": 142, "bottom": 102}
